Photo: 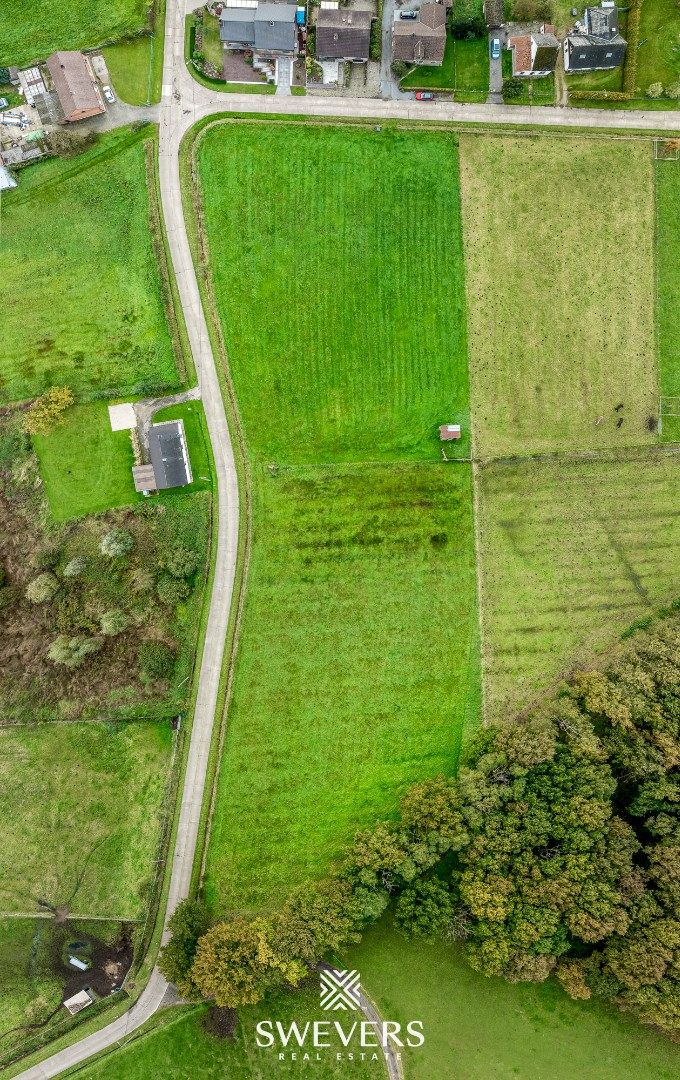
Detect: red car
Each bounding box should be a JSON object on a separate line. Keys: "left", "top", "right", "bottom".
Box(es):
{"left": 415, "top": 91, "right": 434, "bottom": 101}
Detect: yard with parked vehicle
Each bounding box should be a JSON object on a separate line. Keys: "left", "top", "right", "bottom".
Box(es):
{"left": 459, "top": 135, "right": 658, "bottom": 459}
{"left": 0, "top": 127, "right": 179, "bottom": 403}
{"left": 477, "top": 449, "right": 680, "bottom": 720}
{"left": 0, "top": 722, "right": 172, "bottom": 917}
{"left": 190, "top": 121, "right": 478, "bottom": 913}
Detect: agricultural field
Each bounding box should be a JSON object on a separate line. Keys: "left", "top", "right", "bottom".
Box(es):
{"left": 656, "top": 158, "right": 680, "bottom": 442}
{"left": 0, "top": 127, "right": 179, "bottom": 403}
{"left": 196, "top": 122, "right": 471, "bottom": 463}
{"left": 349, "top": 924, "right": 680, "bottom": 1080}
{"left": 0, "top": 722, "right": 171, "bottom": 917}
{"left": 0, "top": 0, "right": 150, "bottom": 67}
{"left": 204, "top": 462, "right": 479, "bottom": 912}
{"left": 459, "top": 135, "right": 658, "bottom": 459}
{"left": 477, "top": 450, "right": 680, "bottom": 720}
{"left": 77, "top": 993, "right": 377, "bottom": 1079}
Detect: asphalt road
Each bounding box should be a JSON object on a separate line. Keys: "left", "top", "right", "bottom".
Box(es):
{"left": 13, "top": 4, "right": 680, "bottom": 1077}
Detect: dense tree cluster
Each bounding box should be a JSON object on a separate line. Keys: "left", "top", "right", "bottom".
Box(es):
{"left": 162, "top": 609, "right": 680, "bottom": 1034}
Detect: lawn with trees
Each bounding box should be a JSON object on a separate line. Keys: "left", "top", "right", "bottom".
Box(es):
{"left": 477, "top": 450, "right": 680, "bottom": 720}
{"left": 0, "top": 127, "right": 179, "bottom": 403}
{"left": 190, "top": 121, "right": 479, "bottom": 914}
{"left": 0, "top": 0, "right": 151, "bottom": 67}
{"left": 0, "top": 721, "right": 171, "bottom": 917}
{"left": 458, "top": 135, "right": 658, "bottom": 459}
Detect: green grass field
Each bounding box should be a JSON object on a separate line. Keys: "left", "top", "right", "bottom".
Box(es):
{"left": 636, "top": 0, "right": 680, "bottom": 96}
{"left": 656, "top": 159, "right": 680, "bottom": 441}
{"left": 502, "top": 50, "right": 554, "bottom": 104}
{"left": 0, "top": 722, "right": 171, "bottom": 917}
{"left": 75, "top": 993, "right": 377, "bottom": 1079}
{"left": 477, "top": 450, "right": 680, "bottom": 720}
{"left": 459, "top": 135, "right": 658, "bottom": 459}
{"left": 33, "top": 403, "right": 141, "bottom": 522}
{"left": 204, "top": 462, "right": 479, "bottom": 912}
{"left": 0, "top": 128, "right": 178, "bottom": 403}
{"left": 0, "top": 920, "right": 62, "bottom": 1052}
{"left": 348, "top": 924, "right": 680, "bottom": 1080}
{"left": 196, "top": 123, "right": 471, "bottom": 462}
{"left": 0, "top": 0, "right": 149, "bottom": 67}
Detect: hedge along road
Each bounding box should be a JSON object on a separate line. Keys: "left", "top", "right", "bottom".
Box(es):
{"left": 14, "top": 4, "right": 680, "bottom": 1080}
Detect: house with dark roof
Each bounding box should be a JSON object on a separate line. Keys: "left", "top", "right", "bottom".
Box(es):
{"left": 316, "top": 8, "right": 373, "bottom": 62}
{"left": 393, "top": 3, "right": 447, "bottom": 67}
{"left": 564, "top": 1, "right": 626, "bottom": 72}
{"left": 45, "top": 52, "right": 104, "bottom": 123}
{"left": 219, "top": 2, "right": 298, "bottom": 55}
{"left": 133, "top": 420, "right": 193, "bottom": 494}
{"left": 508, "top": 24, "right": 559, "bottom": 77}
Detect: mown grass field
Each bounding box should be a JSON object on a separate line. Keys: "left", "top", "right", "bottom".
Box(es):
{"left": 637, "top": 0, "right": 680, "bottom": 96}
{"left": 33, "top": 403, "right": 141, "bottom": 522}
{"left": 204, "top": 463, "right": 479, "bottom": 912}
{"left": 0, "top": 0, "right": 149, "bottom": 67}
{"left": 77, "top": 993, "right": 377, "bottom": 1079}
{"left": 656, "top": 159, "right": 680, "bottom": 442}
{"left": 477, "top": 450, "right": 680, "bottom": 720}
{"left": 196, "top": 123, "right": 471, "bottom": 462}
{"left": 348, "top": 924, "right": 680, "bottom": 1080}
{"left": 459, "top": 135, "right": 658, "bottom": 459}
{"left": 0, "top": 128, "right": 178, "bottom": 403}
{"left": 0, "top": 722, "right": 171, "bottom": 917}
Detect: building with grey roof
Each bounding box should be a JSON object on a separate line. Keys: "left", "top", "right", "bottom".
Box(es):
{"left": 316, "top": 8, "right": 373, "bottom": 62}
{"left": 146, "top": 420, "right": 193, "bottom": 491}
{"left": 564, "top": 2, "right": 626, "bottom": 72}
{"left": 220, "top": 2, "right": 298, "bottom": 54}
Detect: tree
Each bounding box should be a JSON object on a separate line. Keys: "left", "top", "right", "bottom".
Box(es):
{"left": 47, "top": 635, "right": 101, "bottom": 669}
{"left": 647, "top": 82, "right": 664, "bottom": 98}
{"left": 395, "top": 878, "right": 456, "bottom": 940}
{"left": 139, "top": 640, "right": 177, "bottom": 680}
{"left": 25, "top": 572, "right": 60, "bottom": 604}
{"left": 63, "top": 556, "right": 87, "bottom": 578}
{"left": 166, "top": 547, "right": 200, "bottom": 580}
{"left": 100, "top": 609, "right": 129, "bottom": 636}
{"left": 130, "top": 567, "right": 155, "bottom": 592}
{"left": 157, "top": 575, "right": 191, "bottom": 606}
{"left": 23, "top": 387, "right": 74, "bottom": 436}
{"left": 450, "top": 0, "right": 486, "bottom": 37}
{"left": 666, "top": 82, "right": 680, "bottom": 100}
{"left": 100, "top": 529, "right": 134, "bottom": 558}
{"left": 159, "top": 899, "right": 210, "bottom": 998}
{"left": 190, "top": 916, "right": 305, "bottom": 1008}
{"left": 503, "top": 77, "right": 524, "bottom": 100}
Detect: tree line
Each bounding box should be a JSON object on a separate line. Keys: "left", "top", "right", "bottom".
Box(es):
{"left": 161, "top": 606, "right": 680, "bottom": 1035}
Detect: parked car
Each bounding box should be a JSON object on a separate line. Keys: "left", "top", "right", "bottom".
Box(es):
{"left": 399, "top": 9, "right": 418, "bottom": 18}
{"left": 415, "top": 91, "right": 435, "bottom": 101}
{"left": 0, "top": 97, "right": 8, "bottom": 110}
{"left": 102, "top": 85, "right": 116, "bottom": 104}
{"left": 491, "top": 38, "right": 501, "bottom": 59}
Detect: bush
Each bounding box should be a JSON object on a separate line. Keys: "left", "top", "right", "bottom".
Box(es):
{"left": 646, "top": 82, "right": 664, "bottom": 99}
{"left": 45, "top": 130, "right": 97, "bottom": 158}
{"left": 512, "top": 0, "right": 553, "bottom": 18}
{"left": 156, "top": 575, "right": 191, "bottom": 606}
{"left": 503, "top": 76, "right": 524, "bottom": 100}
{"left": 100, "top": 529, "right": 134, "bottom": 558}
{"left": 25, "top": 572, "right": 60, "bottom": 604}
{"left": 165, "top": 547, "right": 200, "bottom": 580}
{"left": 0, "top": 564, "right": 5, "bottom": 588}
{"left": 100, "top": 609, "right": 129, "bottom": 636}
{"left": 31, "top": 544, "right": 62, "bottom": 571}
{"left": 47, "top": 634, "right": 101, "bottom": 669}
{"left": 391, "top": 59, "right": 409, "bottom": 79}
{"left": 23, "top": 387, "right": 74, "bottom": 436}
{"left": 665, "top": 82, "right": 680, "bottom": 99}
{"left": 138, "top": 640, "right": 177, "bottom": 680}
{"left": 130, "top": 566, "right": 155, "bottom": 592}
{"left": 63, "top": 556, "right": 87, "bottom": 578}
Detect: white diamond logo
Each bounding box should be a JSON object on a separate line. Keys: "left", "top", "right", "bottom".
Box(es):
{"left": 319, "top": 968, "right": 361, "bottom": 1011}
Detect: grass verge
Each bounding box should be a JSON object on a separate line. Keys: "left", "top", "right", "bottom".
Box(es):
{"left": 655, "top": 157, "right": 680, "bottom": 441}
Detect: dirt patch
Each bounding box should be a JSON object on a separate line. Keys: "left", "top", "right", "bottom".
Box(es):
{"left": 202, "top": 1006, "right": 238, "bottom": 1041}
{"left": 61, "top": 928, "right": 133, "bottom": 999}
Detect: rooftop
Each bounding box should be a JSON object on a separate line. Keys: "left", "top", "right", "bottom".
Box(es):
{"left": 147, "top": 420, "right": 193, "bottom": 490}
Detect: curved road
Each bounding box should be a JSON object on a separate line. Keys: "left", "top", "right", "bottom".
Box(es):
{"left": 14, "top": 5, "right": 680, "bottom": 1078}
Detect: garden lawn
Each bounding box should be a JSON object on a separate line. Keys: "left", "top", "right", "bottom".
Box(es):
{"left": 348, "top": 923, "right": 680, "bottom": 1080}
{"left": 0, "top": 0, "right": 149, "bottom": 68}
{"left": 33, "top": 402, "right": 140, "bottom": 522}
{"left": 401, "top": 33, "right": 456, "bottom": 91}
{"left": 0, "top": 920, "right": 62, "bottom": 1055}
{"left": 203, "top": 462, "right": 479, "bottom": 913}
{"left": 502, "top": 50, "right": 554, "bottom": 103}
{"left": 103, "top": 32, "right": 163, "bottom": 105}
{"left": 0, "top": 128, "right": 178, "bottom": 403}
{"left": 196, "top": 122, "right": 471, "bottom": 462}
{"left": 0, "top": 722, "right": 172, "bottom": 917}
{"left": 459, "top": 135, "right": 658, "bottom": 459}
{"left": 636, "top": 0, "right": 680, "bottom": 96}
{"left": 76, "top": 995, "right": 378, "bottom": 1079}
{"left": 477, "top": 450, "right": 680, "bottom": 721}
{"left": 152, "top": 402, "right": 213, "bottom": 493}
{"left": 656, "top": 158, "right": 680, "bottom": 441}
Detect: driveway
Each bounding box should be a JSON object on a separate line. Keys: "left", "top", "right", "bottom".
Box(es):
{"left": 487, "top": 31, "right": 504, "bottom": 104}
{"left": 379, "top": 0, "right": 414, "bottom": 100}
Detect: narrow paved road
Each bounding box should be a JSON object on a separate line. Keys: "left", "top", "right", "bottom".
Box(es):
{"left": 13, "top": 4, "right": 680, "bottom": 1077}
